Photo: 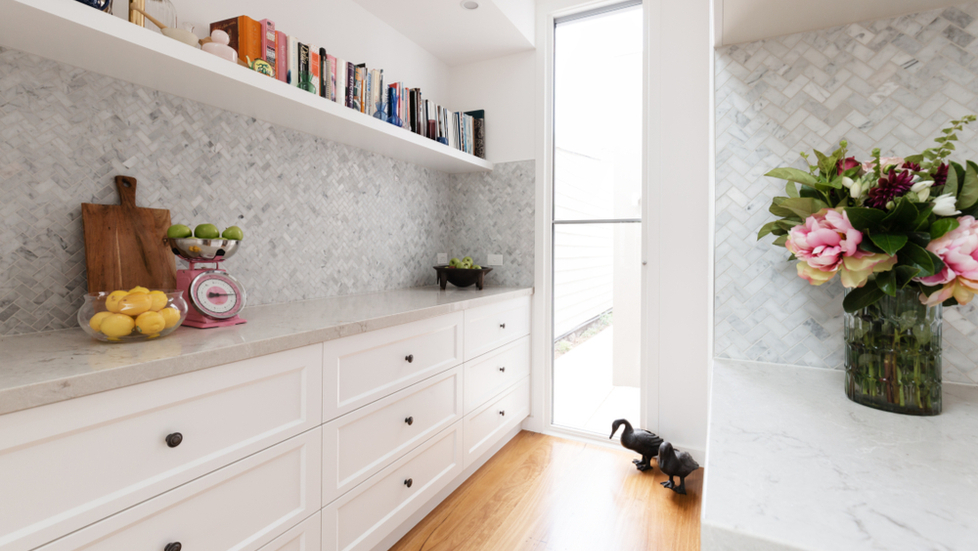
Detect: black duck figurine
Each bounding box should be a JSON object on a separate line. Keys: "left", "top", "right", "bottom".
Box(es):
{"left": 657, "top": 441, "right": 700, "bottom": 495}
{"left": 610, "top": 419, "right": 664, "bottom": 472}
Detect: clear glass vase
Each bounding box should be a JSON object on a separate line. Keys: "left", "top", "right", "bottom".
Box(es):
{"left": 844, "top": 287, "right": 942, "bottom": 415}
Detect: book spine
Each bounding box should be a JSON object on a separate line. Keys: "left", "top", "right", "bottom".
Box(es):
{"left": 409, "top": 90, "right": 417, "bottom": 133}
{"left": 288, "top": 36, "right": 298, "bottom": 86}
{"left": 346, "top": 62, "right": 355, "bottom": 108}
{"left": 336, "top": 58, "right": 346, "bottom": 104}
{"left": 309, "top": 47, "right": 320, "bottom": 96}
{"left": 260, "top": 19, "right": 276, "bottom": 77}
{"left": 324, "top": 52, "right": 336, "bottom": 101}
{"left": 275, "top": 31, "right": 287, "bottom": 82}
{"left": 297, "top": 43, "right": 310, "bottom": 92}
{"left": 365, "top": 67, "right": 373, "bottom": 116}
{"left": 472, "top": 117, "right": 485, "bottom": 158}
{"left": 237, "top": 16, "right": 263, "bottom": 67}
{"left": 210, "top": 18, "right": 239, "bottom": 53}
{"left": 427, "top": 100, "right": 436, "bottom": 140}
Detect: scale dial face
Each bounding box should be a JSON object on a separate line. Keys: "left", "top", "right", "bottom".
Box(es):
{"left": 189, "top": 270, "right": 246, "bottom": 319}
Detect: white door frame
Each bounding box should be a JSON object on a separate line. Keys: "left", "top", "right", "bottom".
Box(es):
{"left": 526, "top": 0, "right": 660, "bottom": 445}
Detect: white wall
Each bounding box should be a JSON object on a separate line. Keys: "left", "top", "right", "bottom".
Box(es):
{"left": 449, "top": 51, "right": 536, "bottom": 163}
{"left": 117, "top": 0, "right": 451, "bottom": 100}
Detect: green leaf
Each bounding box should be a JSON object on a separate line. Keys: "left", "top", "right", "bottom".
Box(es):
{"left": 877, "top": 269, "right": 897, "bottom": 297}
{"left": 843, "top": 281, "right": 885, "bottom": 313}
{"left": 881, "top": 198, "right": 918, "bottom": 229}
{"left": 765, "top": 168, "right": 818, "bottom": 186}
{"left": 930, "top": 218, "right": 960, "bottom": 240}
{"left": 869, "top": 233, "right": 908, "bottom": 256}
{"left": 769, "top": 198, "right": 796, "bottom": 218}
{"left": 845, "top": 207, "right": 887, "bottom": 230}
{"left": 757, "top": 221, "right": 780, "bottom": 239}
{"left": 775, "top": 219, "right": 802, "bottom": 231}
{"left": 904, "top": 154, "right": 924, "bottom": 164}
{"left": 773, "top": 235, "right": 788, "bottom": 247}
{"left": 779, "top": 197, "right": 823, "bottom": 219}
{"left": 959, "top": 161, "right": 978, "bottom": 210}
{"left": 786, "top": 181, "right": 799, "bottom": 198}
{"left": 907, "top": 231, "right": 931, "bottom": 248}
{"left": 894, "top": 266, "right": 920, "bottom": 289}
{"left": 944, "top": 163, "right": 959, "bottom": 198}
{"left": 913, "top": 204, "right": 935, "bottom": 232}
{"left": 901, "top": 242, "right": 936, "bottom": 277}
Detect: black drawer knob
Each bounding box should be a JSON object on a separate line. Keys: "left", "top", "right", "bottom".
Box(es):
{"left": 404, "top": 478, "right": 413, "bottom": 488}
{"left": 405, "top": 416, "right": 414, "bottom": 426}
{"left": 499, "top": 410, "right": 506, "bottom": 416}
{"left": 165, "top": 432, "right": 183, "bottom": 448}
{"left": 499, "top": 323, "right": 506, "bottom": 329}
{"left": 405, "top": 354, "right": 414, "bottom": 363}
{"left": 498, "top": 366, "right": 506, "bottom": 373}
{"left": 165, "top": 543, "right": 182, "bottom": 551}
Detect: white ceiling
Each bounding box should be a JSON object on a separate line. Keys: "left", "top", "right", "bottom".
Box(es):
{"left": 717, "top": 0, "right": 968, "bottom": 46}
{"left": 351, "top": 0, "right": 535, "bottom": 67}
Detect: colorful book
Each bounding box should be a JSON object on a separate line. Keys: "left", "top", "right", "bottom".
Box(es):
{"left": 275, "top": 31, "right": 287, "bottom": 83}
{"left": 309, "top": 47, "right": 321, "bottom": 96}
{"left": 259, "top": 19, "right": 276, "bottom": 77}
{"left": 321, "top": 50, "right": 334, "bottom": 100}
{"left": 345, "top": 61, "right": 355, "bottom": 108}
{"left": 210, "top": 16, "right": 262, "bottom": 67}
{"left": 297, "top": 43, "right": 311, "bottom": 92}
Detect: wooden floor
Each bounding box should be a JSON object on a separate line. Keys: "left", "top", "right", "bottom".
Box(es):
{"left": 390, "top": 431, "right": 703, "bottom": 551}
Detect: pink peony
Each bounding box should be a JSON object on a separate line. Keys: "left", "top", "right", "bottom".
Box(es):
{"left": 787, "top": 208, "right": 897, "bottom": 288}
{"left": 861, "top": 156, "right": 905, "bottom": 173}
{"left": 917, "top": 215, "right": 978, "bottom": 306}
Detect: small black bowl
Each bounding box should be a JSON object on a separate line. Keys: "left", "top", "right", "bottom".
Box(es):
{"left": 433, "top": 265, "right": 493, "bottom": 290}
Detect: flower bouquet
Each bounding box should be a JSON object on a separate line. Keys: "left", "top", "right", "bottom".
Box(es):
{"left": 758, "top": 116, "right": 978, "bottom": 415}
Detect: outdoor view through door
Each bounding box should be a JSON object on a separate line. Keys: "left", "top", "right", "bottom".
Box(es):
{"left": 552, "top": 2, "right": 643, "bottom": 435}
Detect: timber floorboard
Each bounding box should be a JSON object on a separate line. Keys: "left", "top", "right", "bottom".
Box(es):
{"left": 389, "top": 431, "right": 703, "bottom": 551}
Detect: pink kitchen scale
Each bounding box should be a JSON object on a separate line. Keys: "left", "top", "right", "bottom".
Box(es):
{"left": 167, "top": 237, "right": 247, "bottom": 329}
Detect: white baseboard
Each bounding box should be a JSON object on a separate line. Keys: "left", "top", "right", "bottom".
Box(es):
{"left": 370, "top": 424, "right": 525, "bottom": 551}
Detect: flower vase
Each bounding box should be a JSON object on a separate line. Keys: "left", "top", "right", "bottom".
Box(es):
{"left": 844, "top": 287, "right": 942, "bottom": 415}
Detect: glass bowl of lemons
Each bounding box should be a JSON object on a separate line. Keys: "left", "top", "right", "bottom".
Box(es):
{"left": 78, "top": 287, "right": 188, "bottom": 343}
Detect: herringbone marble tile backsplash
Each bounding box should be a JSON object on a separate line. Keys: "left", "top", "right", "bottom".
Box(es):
{"left": 716, "top": 3, "right": 978, "bottom": 384}
{"left": 0, "top": 47, "right": 534, "bottom": 336}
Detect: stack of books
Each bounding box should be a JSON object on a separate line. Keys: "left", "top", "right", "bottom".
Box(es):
{"left": 210, "top": 15, "right": 486, "bottom": 159}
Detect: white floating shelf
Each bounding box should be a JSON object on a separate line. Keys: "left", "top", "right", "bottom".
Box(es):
{"left": 0, "top": 0, "right": 494, "bottom": 174}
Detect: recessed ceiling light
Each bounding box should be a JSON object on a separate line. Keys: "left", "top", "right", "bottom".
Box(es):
{"left": 461, "top": 1, "right": 479, "bottom": 10}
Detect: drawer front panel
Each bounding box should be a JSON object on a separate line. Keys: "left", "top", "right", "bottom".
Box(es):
{"left": 258, "top": 512, "right": 321, "bottom": 551}
{"left": 463, "top": 297, "right": 531, "bottom": 361}
{"left": 0, "top": 344, "right": 322, "bottom": 551}
{"left": 323, "top": 367, "right": 461, "bottom": 505}
{"left": 464, "top": 378, "right": 530, "bottom": 469}
{"left": 323, "top": 423, "right": 463, "bottom": 551}
{"left": 464, "top": 336, "right": 530, "bottom": 415}
{"left": 38, "top": 428, "right": 323, "bottom": 551}
{"left": 324, "top": 312, "right": 463, "bottom": 421}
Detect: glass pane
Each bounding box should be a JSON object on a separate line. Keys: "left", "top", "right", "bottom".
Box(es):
{"left": 552, "top": 223, "right": 641, "bottom": 434}
{"left": 553, "top": 6, "right": 643, "bottom": 221}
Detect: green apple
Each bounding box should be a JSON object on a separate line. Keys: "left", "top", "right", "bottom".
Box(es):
{"left": 194, "top": 223, "right": 220, "bottom": 239}
{"left": 473, "top": 265, "right": 481, "bottom": 270}
{"left": 166, "top": 224, "right": 192, "bottom": 239}
{"left": 462, "top": 256, "right": 473, "bottom": 264}
{"left": 222, "top": 226, "right": 244, "bottom": 240}
{"left": 449, "top": 257, "right": 460, "bottom": 267}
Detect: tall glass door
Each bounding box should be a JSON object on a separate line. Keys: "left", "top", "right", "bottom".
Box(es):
{"left": 551, "top": 2, "right": 643, "bottom": 435}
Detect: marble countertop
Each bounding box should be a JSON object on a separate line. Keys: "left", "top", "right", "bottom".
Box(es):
{"left": 702, "top": 360, "right": 978, "bottom": 551}
{"left": 0, "top": 286, "right": 532, "bottom": 416}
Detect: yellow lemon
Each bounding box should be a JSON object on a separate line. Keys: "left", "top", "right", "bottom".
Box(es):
{"left": 128, "top": 286, "right": 150, "bottom": 294}
{"left": 148, "top": 290, "right": 168, "bottom": 311}
{"left": 89, "top": 311, "right": 112, "bottom": 332}
{"left": 135, "top": 311, "right": 166, "bottom": 335}
{"left": 100, "top": 313, "right": 135, "bottom": 337}
{"left": 105, "top": 290, "right": 128, "bottom": 313}
{"left": 159, "top": 307, "right": 182, "bottom": 329}
{"left": 118, "top": 293, "right": 152, "bottom": 316}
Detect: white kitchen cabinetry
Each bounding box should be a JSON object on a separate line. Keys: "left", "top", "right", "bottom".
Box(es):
{"left": 5, "top": 295, "right": 530, "bottom": 551}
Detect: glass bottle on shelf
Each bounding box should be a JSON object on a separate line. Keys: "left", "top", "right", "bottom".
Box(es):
{"left": 142, "top": 0, "right": 176, "bottom": 32}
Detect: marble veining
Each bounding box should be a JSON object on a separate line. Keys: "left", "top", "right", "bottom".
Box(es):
{"left": 0, "top": 286, "right": 532, "bottom": 416}
{"left": 702, "top": 359, "right": 978, "bottom": 551}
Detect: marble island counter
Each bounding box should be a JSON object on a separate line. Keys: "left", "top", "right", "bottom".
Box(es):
{"left": 0, "top": 286, "right": 532, "bottom": 415}
{"left": 702, "top": 359, "right": 978, "bottom": 551}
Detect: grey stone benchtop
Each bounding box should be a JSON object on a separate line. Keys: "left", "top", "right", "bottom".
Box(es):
{"left": 0, "top": 286, "right": 532, "bottom": 416}
{"left": 702, "top": 359, "right": 978, "bottom": 551}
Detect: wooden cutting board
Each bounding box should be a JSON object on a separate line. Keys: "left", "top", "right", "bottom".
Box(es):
{"left": 82, "top": 176, "right": 177, "bottom": 293}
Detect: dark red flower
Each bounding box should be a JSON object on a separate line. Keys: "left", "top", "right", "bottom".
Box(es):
{"left": 865, "top": 169, "right": 915, "bottom": 209}
{"left": 932, "top": 163, "right": 949, "bottom": 187}
{"left": 902, "top": 161, "right": 921, "bottom": 172}
{"left": 837, "top": 156, "right": 860, "bottom": 175}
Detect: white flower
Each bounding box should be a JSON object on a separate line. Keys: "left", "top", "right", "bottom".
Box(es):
{"left": 911, "top": 181, "right": 934, "bottom": 202}
{"left": 850, "top": 180, "right": 864, "bottom": 199}
{"left": 841, "top": 176, "right": 855, "bottom": 189}
{"left": 933, "top": 193, "right": 962, "bottom": 217}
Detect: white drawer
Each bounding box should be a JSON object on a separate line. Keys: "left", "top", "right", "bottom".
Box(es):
{"left": 463, "top": 297, "right": 530, "bottom": 361}
{"left": 37, "top": 428, "right": 323, "bottom": 551}
{"left": 324, "top": 312, "right": 463, "bottom": 421}
{"left": 463, "top": 377, "right": 530, "bottom": 469}
{"left": 323, "top": 423, "right": 463, "bottom": 551}
{"left": 464, "top": 335, "right": 530, "bottom": 415}
{"left": 0, "top": 345, "right": 323, "bottom": 551}
{"left": 323, "top": 366, "right": 462, "bottom": 504}
{"left": 258, "top": 512, "right": 321, "bottom": 551}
